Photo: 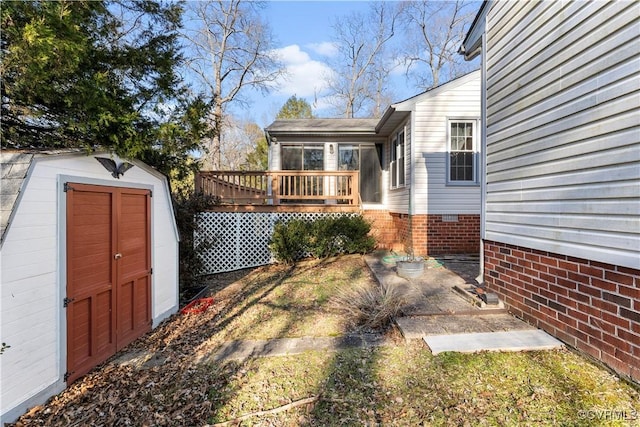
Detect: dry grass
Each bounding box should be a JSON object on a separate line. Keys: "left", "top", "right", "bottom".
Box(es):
{"left": 330, "top": 281, "right": 406, "bottom": 331}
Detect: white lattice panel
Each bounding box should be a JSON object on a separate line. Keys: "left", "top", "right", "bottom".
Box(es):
{"left": 197, "top": 211, "right": 351, "bottom": 274}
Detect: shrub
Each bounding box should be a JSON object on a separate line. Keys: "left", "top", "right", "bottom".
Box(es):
{"left": 269, "top": 219, "right": 310, "bottom": 264}
{"left": 330, "top": 282, "right": 405, "bottom": 331}
{"left": 269, "top": 215, "right": 376, "bottom": 263}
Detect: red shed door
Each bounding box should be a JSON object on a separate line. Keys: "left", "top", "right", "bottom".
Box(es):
{"left": 66, "top": 183, "right": 151, "bottom": 383}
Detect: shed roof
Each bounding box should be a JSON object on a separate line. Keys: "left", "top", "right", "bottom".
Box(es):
{"left": 1, "top": 151, "right": 34, "bottom": 242}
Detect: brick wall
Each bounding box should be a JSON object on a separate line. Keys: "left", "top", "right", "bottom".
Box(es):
{"left": 364, "top": 211, "right": 480, "bottom": 255}
{"left": 425, "top": 214, "right": 480, "bottom": 255}
{"left": 362, "top": 210, "right": 397, "bottom": 250}
{"left": 484, "top": 240, "right": 640, "bottom": 383}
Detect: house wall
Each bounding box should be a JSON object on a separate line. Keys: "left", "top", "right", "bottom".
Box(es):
{"left": 383, "top": 72, "right": 482, "bottom": 254}
{"left": 484, "top": 240, "right": 640, "bottom": 383}
{"left": 484, "top": 0, "right": 639, "bottom": 269}
{"left": 481, "top": 0, "right": 640, "bottom": 382}
{"left": 384, "top": 213, "right": 480, "bottom": 256}
{"left": 0, "top": 154, "right": 179, "bottom": 424}
{"left": 412, "top": 71, "right": 481, "bottom": 216}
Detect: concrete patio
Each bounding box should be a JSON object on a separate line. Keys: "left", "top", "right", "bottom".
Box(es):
{"left": 363, "top": 252, "right": 564, "bottom": 353}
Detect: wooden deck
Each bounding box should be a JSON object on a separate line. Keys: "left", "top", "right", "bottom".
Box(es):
{"left": 196, "top": 171, "right": 361, "bottom": 212}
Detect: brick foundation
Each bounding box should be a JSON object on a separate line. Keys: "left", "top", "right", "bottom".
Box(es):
{"left": 362, "top": 210, "right": 397, "bottom": 250}
{"left": 363, "top": 210, "right": 480, "bottom": 255}
{"left": 484, "top": 240, "right": 640, "bottom": 383}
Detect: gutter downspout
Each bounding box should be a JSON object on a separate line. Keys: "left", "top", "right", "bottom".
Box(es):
{"left": 476, "top": 31, "right": 488, "bottom": 286}
{"left": 409, "top": 109, "right": 417, "bottom": 254}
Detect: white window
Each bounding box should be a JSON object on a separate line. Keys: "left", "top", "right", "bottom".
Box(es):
{"left": 390, "top": 129, "right": 405, "bottom": 188}
{"left": 448, "top": 120, "right": 478, "bottom": 184}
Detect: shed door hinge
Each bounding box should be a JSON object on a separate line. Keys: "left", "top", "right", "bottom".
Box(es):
{"left": 64, "top": 371, "right": 74, "bottom": 382}
{"left": 150, "top": 268, "right": 153, "bottom": 275}
{"left": 63, "top": 297, "right": 75, "bottom": 307}
{"left": 64, "top": 183, "right": 73, "bottom": 192}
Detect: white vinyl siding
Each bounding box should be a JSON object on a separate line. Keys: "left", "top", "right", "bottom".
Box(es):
{"left": 483, "top": 0, "right": 640, "bottom": 269}
{"left": 411, "top": 71, "right": 482, "bottom": 215}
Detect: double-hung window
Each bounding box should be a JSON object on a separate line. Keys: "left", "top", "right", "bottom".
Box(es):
{"left": 448, "top": 120, "right": 478, "bottom": 184}
{"left": 390, "top": 129, "right": 405, "bottom": 188}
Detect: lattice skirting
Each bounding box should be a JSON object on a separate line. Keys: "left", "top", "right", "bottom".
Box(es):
{"left": 196, "top": 211, "right": 353, "bottom": 274}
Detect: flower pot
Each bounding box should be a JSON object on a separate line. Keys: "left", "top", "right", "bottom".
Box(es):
{"left": 396, "top": 259, "right": 425, "bottom": 279}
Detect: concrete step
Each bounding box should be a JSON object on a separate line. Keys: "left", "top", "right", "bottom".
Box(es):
{"left": 424, "top": 329, "right": 564, "bottom": 355}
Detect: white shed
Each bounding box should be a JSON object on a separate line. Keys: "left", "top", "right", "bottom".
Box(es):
{"left": 1, "top": 150, "right": 179, "bottom": 424}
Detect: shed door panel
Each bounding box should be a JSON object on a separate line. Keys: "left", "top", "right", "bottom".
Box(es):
{"left": 66, "top": 183, "right": 151, "bottom": 383}
{"left": 116, "top": 190, "right": 152, "bottom": 350}
{"left": 66, "top": 186, "right": 117, "bottom": 382}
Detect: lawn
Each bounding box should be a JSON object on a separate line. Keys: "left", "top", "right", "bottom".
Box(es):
{"left": 13, "top": 255, "right": 640, "bottom": 426}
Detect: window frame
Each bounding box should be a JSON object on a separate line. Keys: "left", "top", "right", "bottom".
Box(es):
{"left": 389, "top": 127, "right": 406, "bottom": 189}
{"left": 281, "top": 144, "right": 324, "bottom": 171}
{"left": 447, "top": 119, "right": 479, "bottom": 186}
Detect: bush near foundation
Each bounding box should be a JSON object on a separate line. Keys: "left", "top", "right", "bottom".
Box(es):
{"left": 269, "top": 215, "right": 376, "bottom": 264}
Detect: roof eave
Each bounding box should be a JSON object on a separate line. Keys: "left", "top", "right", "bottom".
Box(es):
{"left": 460, "top": 0, "right": 490, "bottom": 61}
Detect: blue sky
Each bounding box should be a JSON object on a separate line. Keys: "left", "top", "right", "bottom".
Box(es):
{"left": 240, "top": 1, "right": 415, "bottom": 127}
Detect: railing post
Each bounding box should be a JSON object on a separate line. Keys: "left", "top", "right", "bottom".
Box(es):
{"left": 271, "top": 172, "right": 280, "bottom": 205}
{"left": 351, "top": 171, "right": 359, "bottom": 205}
{"left": 195, "top": 173, "right": 202, "bottom": 193}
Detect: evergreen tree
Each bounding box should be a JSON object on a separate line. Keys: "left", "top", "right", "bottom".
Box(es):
{"left": 1, "top": 0, "right": 206, "bottom": 179}
{"left": 276, "top": 95, "right": 314, "bottom": 119}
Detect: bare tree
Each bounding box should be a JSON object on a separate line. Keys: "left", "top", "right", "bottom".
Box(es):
{"left": 181, "top": 0, "right": 285, "bottom": 169}
{"left": 325, "top": 2, "right": 402, "bottom": 118}
{"left": 400, "top": 0, "right": 478, "bottom": 91}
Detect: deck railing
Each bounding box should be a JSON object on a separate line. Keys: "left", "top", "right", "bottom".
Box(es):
{"left": 195, "top": 171, "right": 359, "bottom": 205}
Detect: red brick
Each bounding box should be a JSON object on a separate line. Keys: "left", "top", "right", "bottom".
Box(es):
{"left": 554, "top": 329, "right": 577, "bottom": 346}
{"left": 617, "top": 329, "right": 640, "bottom": 347}
{"left": 567, "top": 289, "right": 590, "bottom": 304}
{"left": 600, "top": 353, "right": 632, "bottom": 378}
{"left": 590, "top": 315, "right": 616, "bottom": 336}
{"left": 556, "top": 295, "right": 577, "bottom": 309}
{"left": 618, "top": 284, "right": 640, "bottom": 299}
{"left": 590, "top": 278, "right": 617, "bottom": 292}
{"left": 567, "top": 307, "right": 589, "bottom": 323}
{"left": 578, "top": 321, "right": 603, "bottom": 339}
{"left": 589, "top": 336, "right": 616, "bottom": 356}
{"left": 601, "top": 311, "right": 630, "bottom": 330}
{"left": 540, "top": 256, "right": 558, "bottom": 267}
{"left": 566, "top": 325, "right": 589, "bottom": 343}
{"left": 577, "top": 283, "right": 601, "bottom": 298}
{"left": 579, "top": 264, "right": 604, "bottom": 279}
{"left": 549, "top": 284, "right": 569, "bottom": 297}
{"left": 591, "top": 298, "right": 618, "bottom": 314}
{"left": 558, "top": 260, "right": 579, "bottom": 272}
{"left": 605, "top": 270, "right": 635, "bottom": 286}
{"left": 576, "top": 340, "right": 601, "bottom": 360}
{"left": 557, "top": 312, "right": 577, "bottom": 328}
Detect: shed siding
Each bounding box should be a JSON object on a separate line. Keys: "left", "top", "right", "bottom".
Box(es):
{"left": 412, "top": 74, "right": 481, "bottom": 215}
{"left": 1, "top": 155, "right": 178, "bottom": 423}
{"left": 484, "top": 0, "right": 640, "bottom": 269}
